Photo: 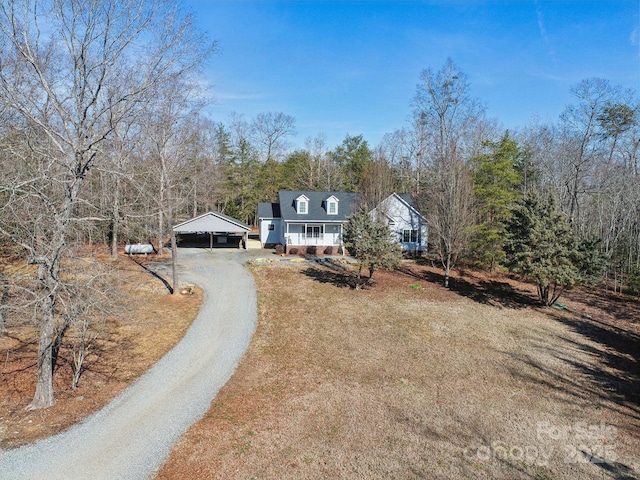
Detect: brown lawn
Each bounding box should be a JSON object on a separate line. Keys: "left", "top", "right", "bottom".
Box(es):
{"left": 157, "top": 260, "right": 639, "bottom": 480}
{"left": 0, "top": 252, "right": 201, "bottom": 449}
{"left": 2, "top": 252, "right": 638, "bottom": 480}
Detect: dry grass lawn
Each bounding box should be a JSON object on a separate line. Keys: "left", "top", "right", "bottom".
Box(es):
{"left": 0, "top": 253, "right": 202, "bottom": 449}
{"left": 157, "top": 260, "right": 639, "bottom": 480}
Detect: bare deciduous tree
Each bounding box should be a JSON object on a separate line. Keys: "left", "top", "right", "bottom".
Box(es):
{"left": 558, "top": 78, "right": 621, "bottom": 225}
{"left": 412, "top": 59, "right": 484, "bottom": 287}
{"left": 0, "top": 0, "right": 214, "bottom": 409}
{"left": 427, "top": 158, "right": 475, "bottom": 287}
{"left": 139, "top": 77, "right": 208, "bottom": 254}
{"left": 251, "top": 112, "right": 296, "bottom": 162}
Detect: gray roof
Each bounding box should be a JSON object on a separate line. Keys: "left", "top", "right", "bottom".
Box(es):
{"left": 257, "top": 202, "right": 281, "bottom": 219}
{"left": 277, "top": 190, "right": 358, "bottom": 222}
{"left": 172, "top": 211, "right": 250, "bottom": 233}
{"left": 257, "top": 191, "right": 417, "bottom": 223}
{"left": 399, "top": 193, "right": 413, "bottom": 205}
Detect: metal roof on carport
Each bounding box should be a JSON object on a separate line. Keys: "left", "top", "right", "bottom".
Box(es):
{"left": 172, "top": 211, "right": 251, "bottom": 233}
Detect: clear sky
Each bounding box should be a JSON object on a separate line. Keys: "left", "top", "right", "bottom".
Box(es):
{"left": 184, "top": 0, "right": 640, "bottom": 150}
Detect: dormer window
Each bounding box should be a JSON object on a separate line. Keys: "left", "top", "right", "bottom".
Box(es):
{"left": 325, "top": 195, "right": 339, "bottom": 215}
{"left": 296, "top": 194, "right": 309, "bottom": 214}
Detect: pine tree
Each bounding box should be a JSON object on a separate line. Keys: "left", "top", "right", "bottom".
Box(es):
{"left": 503, "top": 195, "right": 581, "bottom": 306}
{"left": 471, "top": 132, "right": 522, "bottom": 271}
{"left": 330, "top": 135, "right": 373, "bottom": 192}
{"left": 343, "top": 209, "right": 403, "bottom": 284}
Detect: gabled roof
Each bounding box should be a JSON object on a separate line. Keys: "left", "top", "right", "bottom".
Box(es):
{"left": 369, "top": 192, "right": 427, "bottom": 223}
{"left": 398, "top": 193, "right": 413, "bottom": 206}
{"left": 398, "top": 193, "right": 425, "bottom": 218}
{"left": 257, "top": 202, "right": 281, "bottom": 219}
{"left": 278, "top": 190, "right": 358, "bottom": 222}
{"left": 172, "top": 211, "right": 251, "bottom": 233}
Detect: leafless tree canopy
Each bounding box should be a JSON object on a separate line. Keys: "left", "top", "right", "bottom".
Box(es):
{"left": 0, "top": 0, "right": 215, "bottom": 409}
{"left": 0, "top": 6, "right": 638, "bottom": 415}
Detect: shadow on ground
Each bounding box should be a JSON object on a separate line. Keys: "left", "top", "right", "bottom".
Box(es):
{"left": 301, "top": 259, "right": 371, "bottom": 290}
{"left": 398, "top": 265, "right": 537, "bottom": 309}
{"left": 128, "top": 257, "right": 173, "bottom": 294}
{"left": 303, "top": 260, "right": 640, "bottom": 420}
{"left": 549, "top": 309, "right": 640, "bottom": 414}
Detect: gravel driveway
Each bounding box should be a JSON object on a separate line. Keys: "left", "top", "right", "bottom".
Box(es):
{"left": 0, "top": 248, "right": 257, "bottom": 480}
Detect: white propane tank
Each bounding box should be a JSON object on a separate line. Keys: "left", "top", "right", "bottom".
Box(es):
{"left": 125, "top": 243, "right": 154, "bottom": 254}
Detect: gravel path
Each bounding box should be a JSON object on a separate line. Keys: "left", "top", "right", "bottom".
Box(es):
{"left": 0, "top": 248, "right": 257, "bottom": 480}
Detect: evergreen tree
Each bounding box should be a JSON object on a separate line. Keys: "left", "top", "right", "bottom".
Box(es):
{"left": 343, "top": 209, "right": 403, "bottom": 284}
{"left": 513, "top": 143, "right": 542, "bottom": 198}
{"left": 281, "top": 150, "right": 314, "bottom": 190}
{"left": 471, "top": 132, "right": 522, "bottom": 271}
{"left": 221, "top": 137, "right": 260, "bottom": 224}
{"left": 575, "top": 237, "right": 608, "bottom": 284}
{"left": 503, "top": 195, "right": 582, "bottom": 306}
{"left": 330, "top": 134, "right": 373, "bottom": 191}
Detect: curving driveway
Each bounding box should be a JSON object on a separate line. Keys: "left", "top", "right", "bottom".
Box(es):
{"left": 0, "top": 248, "right": 257, "bottom": 480}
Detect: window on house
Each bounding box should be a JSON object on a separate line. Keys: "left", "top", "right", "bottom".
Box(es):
{"left": 298, "top": 200, "right": 307, "bottom": 214}
{"left": 403, "top": 229, "right": 419, "bottom": 243}
{"left": 325, "top": 195, "right": 339, "bottom": 215}
{"left": 268, "top": 224, "right": 275, "bottom": 231}
{"left": 306, "top": 225, "right": 323, "bottom": 238}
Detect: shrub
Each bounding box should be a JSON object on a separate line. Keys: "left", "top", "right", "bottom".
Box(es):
{"left": 307, "top": 246, "right": 317, "bottom": 256}
{"left": 289, "top": 247, "right": 298, "bottom": 255}
{"left": 324, "top": 246, "right": 333, "bottom": 255}
{"left": 275, "top": 244, "right": 284, "bottom": 255}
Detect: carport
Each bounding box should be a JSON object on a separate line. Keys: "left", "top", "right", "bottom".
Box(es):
{"left": 172, "top": 211, "right": 251, "bottom": 250}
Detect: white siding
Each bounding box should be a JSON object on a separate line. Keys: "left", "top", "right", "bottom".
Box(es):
{"left": 259, "top": 218, "right": 283, "bottom": 246}
{"left": 373, "top": 194, "right": 428, "bottom": 251}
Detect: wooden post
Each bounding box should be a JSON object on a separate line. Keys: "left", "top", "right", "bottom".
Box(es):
{"left": 171, "top": 231, "right": 178, "bottom": 295}
{"left": 209, "top": 231, "right": 213, "bottom": 252}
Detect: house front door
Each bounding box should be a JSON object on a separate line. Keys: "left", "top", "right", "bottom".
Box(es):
{"left": 306, "top": 225, "right": 323, "bottom": 239}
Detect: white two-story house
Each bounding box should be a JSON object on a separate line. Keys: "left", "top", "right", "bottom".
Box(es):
{"left": 258, "top": 190, "right": 428, "bottom": 254}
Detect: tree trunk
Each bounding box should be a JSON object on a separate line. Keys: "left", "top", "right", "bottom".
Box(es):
{"left": 29, "top": 177, "right": 79, "bottom": 409}
{"left": 72, "top": 345, "right": 85, "bottom": 390}
{"left": 72, "top": 319, "right": 88, "bottom": 389}
{"left": 158, "top": 158, "right": 166, "bottom": 255}
{"left": 444, "top": 252, "right": 451, "bottom": 288}
{"left": 158, "top": 207, "right": 164, "bottom": 256}
{"left": 549, "top": 284, "right": 565, "bottom": 306}
{"left": 0, "top": 282, "right": 7, "bottom": 332}
{"left": 171, "top": 232, "right": 178, "bottom": 295}
{"left": 29, "top": 296, "right": 56, "bottom": 410}
{"left": 538, "top": 284, "right": 552, "bottom": 306}
{"left": 110, "top": 176, "right": 120, "bottom": 260}
{"left": 192, "top": 182, "right": 198, "bottom": 218}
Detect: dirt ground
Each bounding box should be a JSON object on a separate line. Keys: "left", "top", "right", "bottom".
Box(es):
{"left": 2, "top": 254, "right": 638, "bottom": 479}
{"left": 0, "top": 252, "right": 202, "bottom": 449}
{"left": 157, "top": 260, "right": 639, "bottom": 480}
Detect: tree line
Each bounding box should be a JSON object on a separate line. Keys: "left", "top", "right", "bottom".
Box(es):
{"left": 0, "top": 0, "right": 637, "bottom": 409}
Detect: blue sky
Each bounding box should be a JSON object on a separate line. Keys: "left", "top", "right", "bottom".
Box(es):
{"left": 184, "top": 0, "right": 640, "bottom": 150}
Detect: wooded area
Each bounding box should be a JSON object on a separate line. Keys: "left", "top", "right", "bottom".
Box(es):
{"left": 0, "top": 0, "right": 638, "bottom": 409}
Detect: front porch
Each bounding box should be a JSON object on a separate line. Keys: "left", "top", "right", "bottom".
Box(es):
{"left": 284, "top": 222, "right": 343, "bottom": 248}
